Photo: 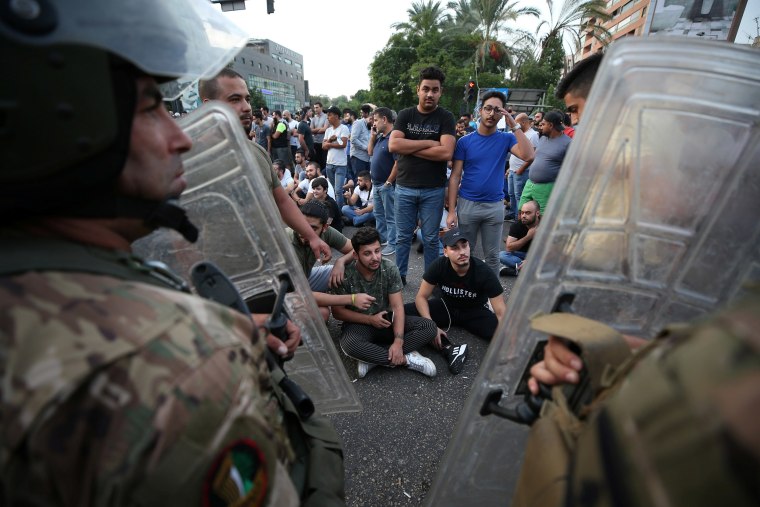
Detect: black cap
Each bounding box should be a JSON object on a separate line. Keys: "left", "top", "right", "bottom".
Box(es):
{"left": 441, "top": 228, "right": 469, "bottom": 247}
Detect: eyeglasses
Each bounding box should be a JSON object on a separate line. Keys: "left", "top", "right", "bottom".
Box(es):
{"left": 481, "top": 105, "right": 503, "bottom": 114}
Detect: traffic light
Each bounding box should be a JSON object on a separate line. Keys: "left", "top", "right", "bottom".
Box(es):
{"left": 463, "top": 80, "right": 476, "bottom": 102}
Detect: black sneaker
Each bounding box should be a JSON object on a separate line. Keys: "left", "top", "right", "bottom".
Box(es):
{"left": 499, "top": 265, "right": 517, "bottom": 277}
{"left": 444, "top": 343, "right": 468, "bottom": 375}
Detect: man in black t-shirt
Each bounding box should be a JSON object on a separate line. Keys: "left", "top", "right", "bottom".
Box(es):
{"left": 297, "top": 107, "right": 315, "bottom": 160}
{"left": 499, "top": 199, "right": 541, "bottom": 276}
{"left": 405, "top": 228, "right": 506, "bottom": 374}
{"left": 389, "top": 66, "right": 457, "bottom": 285}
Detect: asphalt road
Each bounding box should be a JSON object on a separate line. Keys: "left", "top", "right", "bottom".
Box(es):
{"left": 325, "top": 224, "right": 518, "bottom": 507}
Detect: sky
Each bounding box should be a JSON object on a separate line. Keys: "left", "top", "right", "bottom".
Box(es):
{"left": 219, "top": 0, "right": 760, "bottom": 98}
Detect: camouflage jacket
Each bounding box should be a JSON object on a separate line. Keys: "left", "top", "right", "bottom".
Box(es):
{"left": 0, "top": 253, "right": 299, "bottom": 506}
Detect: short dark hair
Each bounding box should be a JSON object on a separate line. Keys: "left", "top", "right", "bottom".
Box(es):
{"left": 373, "top": 107, "right": 393, "bottom": 122}
{"left": 556, "top": 52, "right": 603, "bottom": 100}
{"left": 460, "top": 113, "right": 472, "bottom": 120}
{"left": 357, "top": 171, "right": 371, "bottom": 181}
{"left": 198, "top": 68, "right": 244, "bottom": 100}
{"left": 480, "top": 90, "right": 506, "bottom": 107}
{"left": 544, "top": 110, "right": 565, "bottom": 132}
{"left": 311, "top": 176, "right": 328, "bottom": 190}
{"left": 301, "top": 200, "right": 328, "bottom": 224}
{"left": 522, "top": 199, "right": 541, "bottom": 213}
{"left": 272, "top": 159, "right": 286, "bottom": 172}
{"left": 261, "top": 106, "right": 270, "bottom": 113}
{"left": 314, "top": 102, "right": 323, "bottom": 108}
{"left": 253, "top": 110, "right": 263, "bottom": 120}
{"left": 360, "top": 104, "right": 372, "bottom": 115}
{"left": 326, "top": 106, "right": 341, "bottom": 116}
{"left": 351, "top": 227, "right": 381, "bottom": 252}
{"left": 419, "top": 66, "right": 446, "bottom": 86}
{"left": 307, "top": 160, "right": 321, "bottom": 172}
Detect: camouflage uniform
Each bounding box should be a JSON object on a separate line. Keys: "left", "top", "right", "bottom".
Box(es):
{"left": 0, "top": 240, "right": 299, "bottom": 506}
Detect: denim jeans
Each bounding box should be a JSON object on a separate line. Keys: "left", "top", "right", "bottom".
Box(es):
{"left": 372, "top": 181, "right": 396, "bottom": 247}
{"left": 508, "top": 170, "right": 529, "bottom": 217}
{"left": 350, "top": 156, "right": 370, "bottom": 175}
{"left": 325, "top": 164, "right": 347, "bottom": 207}
{"left": 395, "top": 185, "right": 445, "bottom": 277}
{"left": 499, "top": 250, "right": 526, "bottom": 269}
{"left": 341, "top": 205, "right": 375, "bottom": 226}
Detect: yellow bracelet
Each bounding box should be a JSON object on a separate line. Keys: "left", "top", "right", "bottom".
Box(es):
{"left": 351, "top": 293, "right": 356, "bottom": 306}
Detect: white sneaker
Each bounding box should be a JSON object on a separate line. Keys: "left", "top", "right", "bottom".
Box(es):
{"left": 357, "top": 361, "right": 377, "bottom": 379}
{"left": 404, "top": 351, "right": 437, "bottom": 377}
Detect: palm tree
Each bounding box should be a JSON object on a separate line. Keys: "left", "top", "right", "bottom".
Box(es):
{"left": 447, "top": 0, "right": 540, "bottom": 72}
{"left": 536, "top": 0, "right": 611, "bottom": 62}
{"left": 391, "top": 0, "right": 449, "bottom": 39}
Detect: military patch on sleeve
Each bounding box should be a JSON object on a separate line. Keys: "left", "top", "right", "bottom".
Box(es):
{"left": 203, "top": 438, "right": 268, "bottom": 507}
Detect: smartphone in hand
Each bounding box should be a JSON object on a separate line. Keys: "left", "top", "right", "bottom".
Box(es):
{"left": 385, "top": 311, "right": 394, "bottom": 323}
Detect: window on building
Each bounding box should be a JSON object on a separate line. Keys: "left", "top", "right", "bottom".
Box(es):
{"left": 258, "top": 63, "right": 262, "bottom": 69}
{"left": 241, "top": 57, "right": 245, "bottom": 64}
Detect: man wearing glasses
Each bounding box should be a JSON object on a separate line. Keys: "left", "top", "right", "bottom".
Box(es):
{"left": 446, "top": 91, "right": 534, "bottom": 274}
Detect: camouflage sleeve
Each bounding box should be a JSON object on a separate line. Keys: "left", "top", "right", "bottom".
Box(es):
{"left": 0, "top": 271, "right": 298, "bottom": 506}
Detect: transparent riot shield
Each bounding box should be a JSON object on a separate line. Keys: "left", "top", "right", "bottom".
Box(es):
{"left": 425, "top": 38, "right": 760, "bottom": 506}
{"left": 132, "top": 103, "right": 361, "bottom": 415}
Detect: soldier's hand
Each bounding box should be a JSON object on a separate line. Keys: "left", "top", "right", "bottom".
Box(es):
{"left": 527, "top": 336, "right": 582, "bottom": 395}
{"left": 353, "top": 293, "right": 376, "bottom": 310}
{"left": 311, "top": 237, "right": 332, "bottom": 264}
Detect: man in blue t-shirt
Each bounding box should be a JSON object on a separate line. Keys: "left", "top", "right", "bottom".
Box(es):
{"left": 446, "top": 91, "right": 534, "bottom": 274}
{"left": 405, "top": 228, "right": 506, "bottom": 374}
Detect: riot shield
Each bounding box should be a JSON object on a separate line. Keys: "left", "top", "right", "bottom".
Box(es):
{"left": 425, "top": 38, "right": 760, "bottom": 506}
{"left": 132, "top": 102, "right": 361, "bottom": 415}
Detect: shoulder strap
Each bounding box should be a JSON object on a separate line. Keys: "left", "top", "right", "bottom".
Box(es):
{"left": 0, "top": 235, "right": 189, "bottom": 293}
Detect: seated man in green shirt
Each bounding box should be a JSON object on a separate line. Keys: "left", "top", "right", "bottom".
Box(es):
{"left": 287, "top": 201, "right": 374, "bottom": 320}
{"left": 330, "top": 227, "right": 438, "bottom": 379}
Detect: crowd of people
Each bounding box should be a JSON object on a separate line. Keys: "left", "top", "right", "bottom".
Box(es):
{"left": 194, "top": 64, "right": 583, "bottom": 379}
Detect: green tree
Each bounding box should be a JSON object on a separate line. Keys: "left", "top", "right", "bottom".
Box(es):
{"left": 248, "top": 87, "right": 267, "bottom": 109}
{"left": 391, "top": 0, "right": 449, "bottom": 38}
{"left": 537, "top": 0, "right": 611, "bottom": 64}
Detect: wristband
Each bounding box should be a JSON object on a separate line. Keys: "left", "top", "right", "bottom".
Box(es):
{"left": 351, "top": 293, "right": 356, "bottom": 306}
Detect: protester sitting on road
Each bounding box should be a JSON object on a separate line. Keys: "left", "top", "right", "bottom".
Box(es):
{"left": 331, "top": 228, "right": 438, "bottom": 379}
{"left": 406, "top": 228, "right": 506, "bottom": 374}
{"left": 273, "top": 158, "right": 293, "bottom": 188}
{"left": 341, "top": 171, "right": 375, "bottom": 227}
{"left": 286, "top": 201, "right": 360, "bottom": 319}
{"left": 310, "top": 177, "right": 342, "bottom": 232}
{"left": 500, "top": 200, "right": 540, "bottom": 276}
{"left": 291, "top": 160, "right": 335, "bottom": 205}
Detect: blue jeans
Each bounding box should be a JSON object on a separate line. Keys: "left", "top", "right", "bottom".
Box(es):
{"left": 325, "top": 164, "right": 347, "bottom": 207}
{"left": 416, "top": 228, "right": 443, "bottom": 256}
{"left": 373, "top": 181, "right": 396, "bottom": 247}
{"left": 341, "top": 205, "right": 375, "bottom": 226}
{"left": 508, "top": 170, "right": 529, "bottom": 217}
{"left": 395, "top": 185, "right": 445, "bottom": 277}
{"left": 499, "top": 250, "right": 526, "bottom": 269}
{"left": 350, "top": 156, "right": 370, "bottom": 175}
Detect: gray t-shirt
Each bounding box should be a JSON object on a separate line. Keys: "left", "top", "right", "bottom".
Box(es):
{"left": 528, "top": 134, "right": 572, "bottom": 184}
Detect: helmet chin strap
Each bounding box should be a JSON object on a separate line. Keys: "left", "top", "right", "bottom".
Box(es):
{"left": 143, "top": 199, "right": 199, "bottom": 243}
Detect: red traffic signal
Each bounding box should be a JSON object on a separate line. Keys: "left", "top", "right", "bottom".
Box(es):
{"left": 464, "top": 81, "right": 477, "bottom": 102}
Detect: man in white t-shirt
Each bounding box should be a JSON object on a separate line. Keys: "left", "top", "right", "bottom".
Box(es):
{"left": 289, "top": 160, "right": 336, "bottom": 206}
{"left": 322, "top": 106, "right": 351, "bottom": 208}
{"left": 507, "top": 113, "right": 538, "bottom": 219}
{"left": 341, "top": 171, "right": 375, "bottom": 227}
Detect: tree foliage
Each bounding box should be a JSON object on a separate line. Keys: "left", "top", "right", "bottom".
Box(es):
{"left": 320, "top": 0, "right": 610, "bottom": 111}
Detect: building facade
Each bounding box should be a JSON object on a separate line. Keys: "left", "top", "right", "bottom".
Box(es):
{"left": 581, "top": 0, "right": 650, "bottom": 59}
{"left": 230, "top": 39, "right": 309, "bottom": 113}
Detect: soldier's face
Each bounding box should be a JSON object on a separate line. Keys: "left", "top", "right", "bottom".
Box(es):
{"left": 564, "top": 91, "right": 585, "bottom": 126}
{"left": 119, "top": 77, "right": 192, "bottom": 201}
{"left": 444, "top": 239, "right": 470, "bottom": 268}
{"left": 212, "top": 76, "right": 252, "bottom": 133}
{"left": 355, "top": 241, "right": 382, "bottom": 272}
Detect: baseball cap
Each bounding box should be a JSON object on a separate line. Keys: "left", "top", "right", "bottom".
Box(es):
{"left": 441, "top": 228, "right": 469, "bottom": 247}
